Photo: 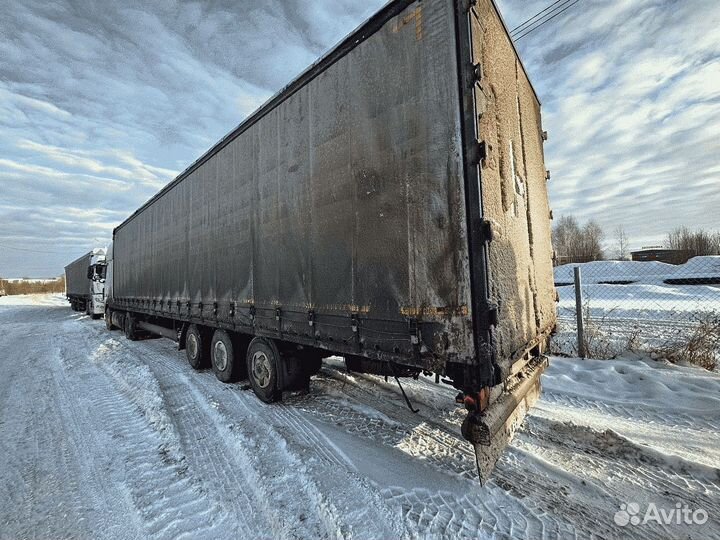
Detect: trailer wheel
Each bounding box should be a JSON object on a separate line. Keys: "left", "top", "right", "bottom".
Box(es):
{"left": 105, "top": 309, "right": 114, "bottom": 330}
{"left": 124, "top": 313, "right": 137, "bottom": 341}
{"left": 211, "top": 330, "right": 241, "bottom": 383}
{"left": 186, "top": 324, "right": 210, "bottom": 370}
{"left": 246, "top": 338, "right": 281, "bottom": 403}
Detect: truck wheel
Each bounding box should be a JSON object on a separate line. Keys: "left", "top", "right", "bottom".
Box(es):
{"left": 211, "top": 330, "right": 241, "bottom": 383}
{"left": 186, "top": 324, "right": 210, "bottom": 370}
{"left": 246, "top": 338, "right": 281, "bottom": 403}
{"left": 105, "top": 309, "right": 114, "bottom": 330}
{"left": 124, "top": 313, "right": 137, "bottom": 341}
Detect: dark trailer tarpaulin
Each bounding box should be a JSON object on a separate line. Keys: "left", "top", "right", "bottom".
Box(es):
{"left": 65, "top": 252, "right": 94, "bottom": 298}
{"left": 114, "top": 0, "right": 474, "bottom": 367}
{"left": 109, "top": 0, "right": 556, "bottom": 479}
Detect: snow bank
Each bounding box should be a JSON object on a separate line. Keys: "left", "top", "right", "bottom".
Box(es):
{"left": 666, "top": 255, "right": 720, "bottom": 280}
{"left": 4, "top": 278, "right": 58, "bottom": 283}
{"left": 554, "top": 260, "right": 673, "bottom": 284}
{"left": 543, "top": 356, "right": 720, "bottom": 414}
{"left": 0, "top": 293, "right": 66, "bottom": 307}
{"left": 555, "top": 256, "right": 720, "bottom": 285}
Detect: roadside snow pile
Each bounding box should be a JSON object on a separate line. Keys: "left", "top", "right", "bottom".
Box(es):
{"left": 542, "top": 356, "right": 720, "bottom": 418}
{"left": 554, "top": 256, "right": 720, "bottom": 285}
{"left": 0, "top": 293, "right": 66, "bottom": 306}
{"left": 666, "top": 255, "right": 720, "bottom": 280}
{"left": 554, "top": 260, "right": 673, "bottom": 284}
{"left": 4, "top": 278, "right": 58, "bottom": 283}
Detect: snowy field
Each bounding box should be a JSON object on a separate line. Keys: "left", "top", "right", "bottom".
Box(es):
{"left": 553, "top": 258, "right": 720, "bottom": 360}
{"left": 1, "top": 294, "right": 719, "bottom": 539}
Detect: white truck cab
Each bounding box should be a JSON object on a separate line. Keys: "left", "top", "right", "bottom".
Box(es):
{"left": 87, "top": 250, "right": 107, "bottom": 316}
{"left": 65, "top": 248, "right": 106, "bottom": 318}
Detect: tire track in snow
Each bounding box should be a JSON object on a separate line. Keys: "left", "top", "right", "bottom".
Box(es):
{"left": 102, "top": 336, "right": 286, "bottom": 539}
{"left": 9, "top": 299, "right": 717, "bottom": 539}
{"left": 541, "top": 390, "right": 720, "bottom": 433}
{"left": 288, "top": 374, "right": 590, "bottom": 538}
{"left": 0, "top": 308, "right": 140, "bottom": 539}
{"left": 112, "top": 336, "right": 404, "bottom": 539}
{"left": 515, "top": 415, "right": 720, "bottom": 534}
{"left": 298, "top": 369, "right": 707, "bottom": 539}
{"left": 52, "top": 320, "right": 227, "bottom": 539}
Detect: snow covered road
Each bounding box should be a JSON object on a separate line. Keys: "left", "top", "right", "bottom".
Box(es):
{"left": 1, "top": 295, "right": 719, "bottom": 539}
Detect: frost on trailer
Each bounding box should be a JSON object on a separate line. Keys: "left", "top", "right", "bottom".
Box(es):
{"left": 103, "top": 0, "right": 555, "bottom": 481}
{"left": 64, "top": 248, "right": 107, "bottom": 318}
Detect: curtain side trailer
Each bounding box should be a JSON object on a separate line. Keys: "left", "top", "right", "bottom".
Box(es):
{"left": 105, "top": 0, "right": 556, "bottom": 480}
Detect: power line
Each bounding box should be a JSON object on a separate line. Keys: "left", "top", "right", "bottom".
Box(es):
{"left": 513, "top": 0, "right": 580, "bottom": 41}
{"left": 0, "top": 241, "right": 86, "bottom": 256}
{"left": 510, "top": 0, "right": 569, "bottom": 34}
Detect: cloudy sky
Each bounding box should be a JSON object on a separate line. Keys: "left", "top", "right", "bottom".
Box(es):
{"left": 1, "top": 0, "right": 718, "bottom": 277}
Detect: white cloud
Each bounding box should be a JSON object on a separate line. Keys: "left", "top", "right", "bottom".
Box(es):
{"left": 498, "top": 0, "right": 720, "bottom": 250}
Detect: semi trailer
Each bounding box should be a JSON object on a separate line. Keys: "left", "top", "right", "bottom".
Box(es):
{"left": 65, "top": 249, "right": 107, "bottom": 317}
{"left": 104, "top": 0, "right": 556, "bottom": 480}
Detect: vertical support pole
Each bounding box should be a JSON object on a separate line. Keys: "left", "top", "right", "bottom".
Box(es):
{"left": 574, "top": 266, "right": 586, "bottom": 358}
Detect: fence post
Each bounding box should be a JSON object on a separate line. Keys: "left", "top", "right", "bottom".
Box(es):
{"left": 574, "top": 266, "right": 586, "bottom": 358}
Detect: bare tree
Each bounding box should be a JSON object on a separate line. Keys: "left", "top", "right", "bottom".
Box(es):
{"left": 552, "top": 215, "right": 605, "bottom": 264}
{"left": 614, "top": 225, "right": 630, "bottom": 260}
{"left": 582, "top": 221, "right": 605, "bottom": 261}
{"left": 666, "top": 227, "right": 720, "bottom": 258}
{"left": 0, "top": 276, "right": 65, "bottom": 295}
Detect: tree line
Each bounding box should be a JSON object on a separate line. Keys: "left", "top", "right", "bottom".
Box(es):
{"left": 553, "top": 216, "right": 719, "bottom": 265}
{"left": 0, "top": 276, "right": 65, "bottom": 296}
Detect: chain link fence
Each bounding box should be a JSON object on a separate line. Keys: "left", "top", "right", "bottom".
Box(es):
{"left": 551, "top": 256, "right": 720, "bottom": 370}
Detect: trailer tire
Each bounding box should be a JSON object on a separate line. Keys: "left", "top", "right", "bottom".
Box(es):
{"left": 105, "top": 309, "right": 114, "bottom": 330}
{"left": 124, "top": 313, "right": 137, "bottom": 341}
{"left": 246, "top": 338, "right": 281, "bottom": 403}
{"left": 186, "top": 324, "right": 210, "bottom": 370}
{"left": 211, "top": 330, "right": 241, "bottom": 383}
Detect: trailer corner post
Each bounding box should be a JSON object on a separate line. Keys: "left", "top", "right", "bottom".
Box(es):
{"left": 573, "top": 266, "right": 586, "bottom": 358}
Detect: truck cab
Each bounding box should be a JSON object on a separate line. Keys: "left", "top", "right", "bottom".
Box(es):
{"left": 87, "top": 254, "right": 107, "bottom": 316}
{"left": 65, "top": 248, "right": 107, "bottom": 317}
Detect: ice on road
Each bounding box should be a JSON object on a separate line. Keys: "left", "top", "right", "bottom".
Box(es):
{"left": 1, "top": 295, "right": 718, "bottom": 539}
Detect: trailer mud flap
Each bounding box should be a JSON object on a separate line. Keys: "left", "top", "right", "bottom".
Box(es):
{"left": 461, "top": 355, "right": 548, "bottom": 483}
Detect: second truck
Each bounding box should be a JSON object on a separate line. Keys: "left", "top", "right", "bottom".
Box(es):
{"left": 101, "top": 0, "right": 556, "bottom": 480}
{"left": 65, "top": 249, "right": 107, "bottom": 318}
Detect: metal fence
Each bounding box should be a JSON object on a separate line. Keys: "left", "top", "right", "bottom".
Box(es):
{"left": 551, "top": 256, "right": 720, "bottom": 370}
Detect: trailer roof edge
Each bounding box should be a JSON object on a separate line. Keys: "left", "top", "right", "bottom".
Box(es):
{"left": 488, "top": 0, "right": 541, "bottom": 105}
{"left": 113, "top": 0, "right": 540, "bottom": 235}
{"left": 113, "top": 0, "right": 416, "bottom": 235}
